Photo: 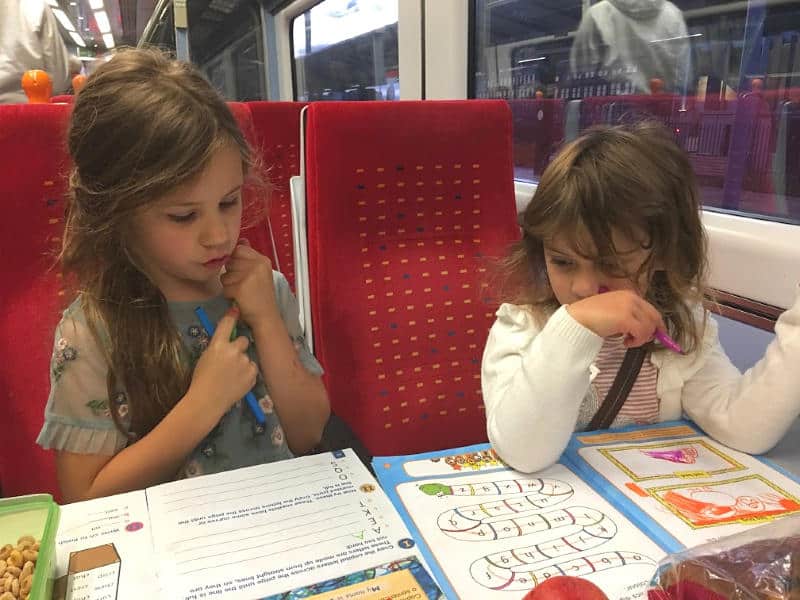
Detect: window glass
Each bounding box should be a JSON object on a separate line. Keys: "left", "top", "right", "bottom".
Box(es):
{"left": 138, "top": 2, "right": 176, "bottom": 52}
{"left": 188, "top": 0, "right": 266, "bottom": 101}
{"left": 292, "top": 0, "right": 399, "bottom": 101}
{"left": 473, "top": 0, "right": 800, "bottom": 224}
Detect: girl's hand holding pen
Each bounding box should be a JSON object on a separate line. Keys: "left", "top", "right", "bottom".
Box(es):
{"left": 189, "top": 306, "right": 258, "bottom": 417}
{"left": 567, "top": 289, "right": 668, "bottom": 349}
{"left": 221, "top": 239, "right": 281, "bottom": 331}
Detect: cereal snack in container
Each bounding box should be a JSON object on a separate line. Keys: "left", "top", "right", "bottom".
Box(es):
{"left": 0, "top": 494, "right": 59, "bottom": 600}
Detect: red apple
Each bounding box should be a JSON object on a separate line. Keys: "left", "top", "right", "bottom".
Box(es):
{"left": 522, "top": 575, "right": 610, "bottom": 600}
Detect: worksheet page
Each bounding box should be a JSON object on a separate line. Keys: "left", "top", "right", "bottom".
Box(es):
{"left": 390, "top": 461, "right": 665, "bottom": 600}
{"left": 146, "top": 450, "right": 434, "bottom": 599}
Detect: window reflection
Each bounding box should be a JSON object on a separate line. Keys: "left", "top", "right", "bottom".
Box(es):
{"left": 570, "top": 0, "right": 692, "bottom": 95}
{"left": 473, "top": 0, "right": 800, "bottom": 224}
{"left": 189, "top": 0, "right": 266, "bottom": 101}
{"left": 292, "top": 0, "right": 399, "bottom": 102}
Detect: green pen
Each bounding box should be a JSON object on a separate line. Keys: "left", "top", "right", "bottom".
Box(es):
{"left": 230, "top": 302, "right": 238, "bottom": 341}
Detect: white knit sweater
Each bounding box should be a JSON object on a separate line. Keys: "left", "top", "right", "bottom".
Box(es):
{"left": 481, "top": 286, "right": 800, "bottom": 473}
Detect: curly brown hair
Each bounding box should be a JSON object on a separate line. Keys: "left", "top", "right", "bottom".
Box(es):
{"left": 498, "top": 121, "right": 709, "bottom": 353}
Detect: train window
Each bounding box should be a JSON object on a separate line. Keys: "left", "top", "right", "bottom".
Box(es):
{"left": 189, "top": 0, "right": 267, "bottom": 101}
{"left": 472, "top": 0, "right": 800, "bottom": 225}
{"left": 141, "top": 1, "right": 176, "bottom": 53}
{"left": 292, "top": 0, "right": 399, "bottom": 101}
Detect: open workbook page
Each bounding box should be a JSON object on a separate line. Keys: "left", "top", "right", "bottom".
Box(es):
{"left": 54, "top": 450, "right": 441, "bottom": 600}
{"left": 146, "top": 449, "right": 438, "bottom": 599}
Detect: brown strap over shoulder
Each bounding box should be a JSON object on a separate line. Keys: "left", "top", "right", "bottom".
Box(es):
{"left": 585, "top": 346, "right": 648, "bottom": 431}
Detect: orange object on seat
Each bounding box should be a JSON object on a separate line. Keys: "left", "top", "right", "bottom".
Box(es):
{"left": 21, "top": 70, "right": 53, "bottom": 103}
{"left": 72, "top": 74, "right": 87, "bottom": 94}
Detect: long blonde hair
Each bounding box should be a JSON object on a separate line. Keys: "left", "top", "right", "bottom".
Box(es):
{"left": 499, "top": 121, "right": 708, "bottom": 353}
{"left": 62, "top": 48, "right": 256, "bottom": 439}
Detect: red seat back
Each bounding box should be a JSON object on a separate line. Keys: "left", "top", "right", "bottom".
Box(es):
{"left": 305, "top": 100, "right": 520, "bottom": 456}
{"left": 0, "top": 104, "right": 71, "bottom": 499}
{"left": 226, "top": 102, "right": 278, "bottom": 263}
{"left": 247, "top": 102, "right": 306, "bottom": 291}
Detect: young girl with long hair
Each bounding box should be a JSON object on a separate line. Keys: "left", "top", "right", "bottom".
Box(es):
{"left": 37, "top": 49, "right": 330, "bottom": 501}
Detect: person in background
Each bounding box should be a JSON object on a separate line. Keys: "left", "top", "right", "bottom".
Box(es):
{"left": 0, "top": 0, "right": 71, "bottom": 103}
{"left": 570, "top": 0, "right": 692, "bottom": 95}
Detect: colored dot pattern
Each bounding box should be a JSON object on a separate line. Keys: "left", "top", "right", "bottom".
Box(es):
{"left": 349, "top": 160, "right": 498, "bottom": 441}
{"left": 304, "top": 102, "right": 520, "bottom": 454}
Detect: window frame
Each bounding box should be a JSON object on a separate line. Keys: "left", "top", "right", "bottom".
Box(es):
{"left": 272, "top": 0, "right": 422, "bottom": 101}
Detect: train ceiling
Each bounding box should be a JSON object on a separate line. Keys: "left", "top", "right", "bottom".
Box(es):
{"left": 48, "top": 0, "right": 156, "bottom": 53}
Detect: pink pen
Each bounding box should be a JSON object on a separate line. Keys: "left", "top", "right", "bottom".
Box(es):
{"left": 653, "top": 330, "right": 684, "bottom": 354}
{"left": 598, "top": 286, "right": 684, "bottom": 354}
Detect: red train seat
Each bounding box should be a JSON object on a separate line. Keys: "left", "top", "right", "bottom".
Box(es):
{"left": 303, "top": 100, "right": 520, "bottom": 456}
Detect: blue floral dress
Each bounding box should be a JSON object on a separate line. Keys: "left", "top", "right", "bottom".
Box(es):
{"left": 37, "top": 271, "right": 323, "bottom": 479}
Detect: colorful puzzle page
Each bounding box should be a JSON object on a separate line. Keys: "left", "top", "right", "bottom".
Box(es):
{"left": 378, "top": 448, "right": 664, "bottom": 600}
{"left": 567, "top": 421, "right": 800, "bottom": 549}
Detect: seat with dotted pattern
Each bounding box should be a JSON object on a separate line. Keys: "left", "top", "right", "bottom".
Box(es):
{"left": 246, "top": 102, "right": 306, "bottom": 292}
{"left": 227, "top": 102, "right": 281, "bottom": 267}
{"left": 304, "top": 100, "right": 520, "bottom": 456}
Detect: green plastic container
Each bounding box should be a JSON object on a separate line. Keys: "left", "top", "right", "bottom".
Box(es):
{"left": 0, "top": 494, "right": 60, "bottom": 600}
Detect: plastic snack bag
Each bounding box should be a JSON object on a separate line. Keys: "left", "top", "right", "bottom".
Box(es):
{"left": 647, "top": 514, "right": 800, "bottom": 599}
